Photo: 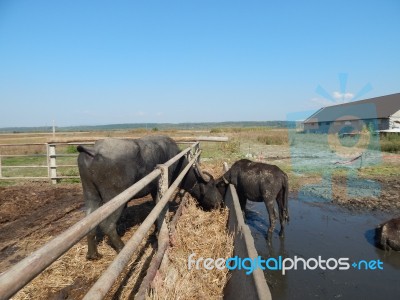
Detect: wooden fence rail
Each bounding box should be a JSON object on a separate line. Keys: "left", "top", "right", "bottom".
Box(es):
{"left": 222, "top": 162, "right": 272, "bottom": 300}
{"left": 0, "top": 142, "right": 200, "bottom": 300}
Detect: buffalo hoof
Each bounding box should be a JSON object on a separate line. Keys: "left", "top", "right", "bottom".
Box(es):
{"left": 86, "top": 252, "right": 102, "bottom": 260}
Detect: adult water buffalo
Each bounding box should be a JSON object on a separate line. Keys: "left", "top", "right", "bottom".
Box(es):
{"left": 77, "top": 135, "right": 222, "bottom": 260}
{"left": 216, "top": 159, "right": 289, "bottom": 241}
{"left": 376, "top": 217, "right": 400, "bottom": 251}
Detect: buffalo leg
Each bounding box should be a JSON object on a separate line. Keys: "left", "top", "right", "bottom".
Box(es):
{"left": 96, "top": 188, "right": 126, "bottom": 254}
{"left": 99, "top": 206, "right": 125, "bottom": 253}
{"left": 276, "top": 188, "right": 285, "bottom": 237}
{"left": 85, "top": 199, "right": 102, "bottom": 260}
{"left": 86, "top": 231, "right": 100, "bottom": 260}
{"left": 264, "top": 197, "right": 277, "bottom": 244}
{"left": 238, "top": 193, "right": 247, "bottom": 218}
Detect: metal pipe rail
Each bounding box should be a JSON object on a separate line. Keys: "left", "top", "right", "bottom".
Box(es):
{"left": 0, "top": 142, "right": 199, "bottom": 300}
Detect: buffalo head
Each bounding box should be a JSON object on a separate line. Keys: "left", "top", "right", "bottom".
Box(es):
{"left": 191, "top": 162, "right": 223, "bottom": 210}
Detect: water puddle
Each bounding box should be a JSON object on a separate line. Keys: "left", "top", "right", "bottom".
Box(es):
{"left": 246, "top": 198, "right": 400, "bottom": 299}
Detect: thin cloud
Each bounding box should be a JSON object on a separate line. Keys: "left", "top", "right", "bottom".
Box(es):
{"left": 332, "top": 91, "right": 354, "bottom": 103}
{"left": 309, "top": 97, "right": 334, "bottom": 107}
{"left": 307, "top": 90, "right": 356, "bottom": 109}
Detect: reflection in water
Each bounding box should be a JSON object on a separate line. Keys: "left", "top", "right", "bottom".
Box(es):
{"left": 246, "top": 199, "right": 400, "bottom": 300}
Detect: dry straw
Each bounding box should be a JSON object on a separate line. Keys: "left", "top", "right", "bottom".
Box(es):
{"left": 13, "top": 224, "right": 155, "bottom": 300}
{"left": 11, "top": 175, "right": 232, "bottom": 299}
{"left": 148, "top": 196, "right": 233, "bottom": 300}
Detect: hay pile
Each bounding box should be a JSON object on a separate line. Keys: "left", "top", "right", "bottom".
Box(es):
{"left": 148, "top": 196, "right": 233, "bottom": 299}
{"left": 13, "top": 224, "right": 155, "bottom": 300}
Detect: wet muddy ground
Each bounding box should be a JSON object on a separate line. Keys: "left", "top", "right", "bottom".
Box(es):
{"left": 246, "top": 198, "right": 400, "bottom": 300}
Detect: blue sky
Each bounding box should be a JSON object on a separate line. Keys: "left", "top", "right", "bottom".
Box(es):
{"left": 0, "top": 0, "right": 399, "bottom": 127}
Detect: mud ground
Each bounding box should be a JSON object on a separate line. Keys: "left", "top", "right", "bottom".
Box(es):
{"left": 0, "top": 182, "right": 84, "bottom": 272}
{"left": 294, "top": 175, "right": 400, "bottom": 212}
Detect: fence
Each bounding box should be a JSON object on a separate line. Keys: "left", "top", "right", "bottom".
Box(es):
{"left": 0, "top": 142, "right": 85, "bottom": 183}
{"left": 0, "top": 141, "right": 202, "bottom": 299}
{"left": 0, "top": 136, "right": 228, "bottom": 184}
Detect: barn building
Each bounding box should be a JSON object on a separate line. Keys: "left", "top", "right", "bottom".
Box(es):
{"left": 303, "top": 93, "right": 400, "bottom": 133}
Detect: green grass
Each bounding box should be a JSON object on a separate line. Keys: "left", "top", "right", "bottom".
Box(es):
{"left": 256, "top": 134, "right": 287, "bottom": 145}
{"left": 200, "top": 140, "right": 241, "bottom": 160}
{"left": 0, "top": 180, "right": 18, "bottom": 187}
{"left": 2, "top": 166, "right": 48, "bottom": 177}
{"left": 65, "top": 145, "right": 79, "bottom": 154}
{"left": 359, "top": 163, "right": 400, "bottom": 177}
{"left": 56, "top": 156, "right": 79, "bottom": 165}
{"left": 289, "top": 132, "right": 400, "bottom": 153}
{"left": 1, "top": 156, "right": 47, "bottom": 166}
{"left": 379, "top": 134, "right": 400, "bottom": 153}
{"left": 210, "top": 126, "right": 274, "bottom": 133}
{"left": 1, "top": 150, "right": 80, "bottom": 180}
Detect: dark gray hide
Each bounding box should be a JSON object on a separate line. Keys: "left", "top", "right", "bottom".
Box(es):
{"left": 216, "top": 159, "right": 289, "bottom": 241}
{"left": 77, "top": 135, "right": 222, "bottom": 259}
{"left": 376, "top": 217, "right": 400, "bottom": 251}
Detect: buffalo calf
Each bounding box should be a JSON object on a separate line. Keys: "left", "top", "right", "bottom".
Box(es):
{"left": 216, "top": 159, "right": 289, "bottom": 242}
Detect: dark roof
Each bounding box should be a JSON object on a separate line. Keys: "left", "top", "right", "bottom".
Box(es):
{"left": 304, "top": 93, "right": 400, "bottom": 123}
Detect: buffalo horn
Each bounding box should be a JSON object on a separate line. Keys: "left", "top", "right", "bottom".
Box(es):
{"left": 194, "top": 161, "right": 211, "bottom": 182}
{"left": 203, "top": 171, "right": 215, "bottom": 180}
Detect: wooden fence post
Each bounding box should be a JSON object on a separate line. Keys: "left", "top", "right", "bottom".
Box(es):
{"left": 156, "top": 165, "right": 169, "bottom": 231}
{"left": 194, "top": 142, "right": 200, "bottom": 163}
{"left": 0, "top": 153, "right": 2, "bottom": 178}
{"left": 48, "top": 144, "right": 57, "bottom": 184}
